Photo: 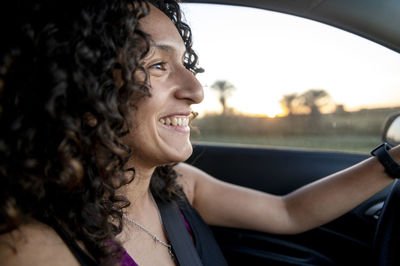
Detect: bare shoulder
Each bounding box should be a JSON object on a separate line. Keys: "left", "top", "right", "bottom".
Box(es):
{"left": 0, "top": 221, "right": 79, "bottom": 266}
{"left": 174, "top": 163, "right": 216, "bottom": 204}
{"left": 174, "top": 163, "right": 204, "bottom": 204}
{"left": 175, "top": 163, "right": 197, "bottom": 204}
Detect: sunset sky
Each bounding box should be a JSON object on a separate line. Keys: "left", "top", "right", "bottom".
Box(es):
{"left": 181, "top": 4, "right": 400, "bottom": 117}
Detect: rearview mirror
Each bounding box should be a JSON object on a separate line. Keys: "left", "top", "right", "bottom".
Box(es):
{"left": 383, "top": 112, "right": 400, "bottom": 146}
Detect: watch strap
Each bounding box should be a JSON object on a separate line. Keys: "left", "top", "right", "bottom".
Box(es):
{"left": 371, "top": 143, "right": 400, "bottom": 179}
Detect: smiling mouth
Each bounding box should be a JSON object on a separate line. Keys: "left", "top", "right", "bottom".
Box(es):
{"left": 159, "top": 116, "right": 190, "bottom": 127}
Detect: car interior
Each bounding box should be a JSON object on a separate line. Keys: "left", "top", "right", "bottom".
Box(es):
{"left": 182, "top": 0, "right": 400, "bottom": 265}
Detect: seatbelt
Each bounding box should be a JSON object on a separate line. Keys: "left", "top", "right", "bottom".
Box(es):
{"left": 155, "top": 198, "right": 203, "bottom": 266}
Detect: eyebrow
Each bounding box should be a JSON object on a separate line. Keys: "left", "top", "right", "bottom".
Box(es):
{"left": 152, "top": 42, "right": 186, "bottom": 57}
{"left": 152, "top": 43, "right": 174, "bottom": 52}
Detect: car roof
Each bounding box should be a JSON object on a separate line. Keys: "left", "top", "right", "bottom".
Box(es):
{"left": 184, "top": 0, "right": 400, "bottom": 53}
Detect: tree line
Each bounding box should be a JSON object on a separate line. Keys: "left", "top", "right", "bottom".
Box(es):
{"left": 210, "top": 79, "right": 335, "bottom": 116}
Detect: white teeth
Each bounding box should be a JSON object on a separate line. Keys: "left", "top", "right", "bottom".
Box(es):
{"left": 159, "top": 116, "right": 190, "bottom": 127}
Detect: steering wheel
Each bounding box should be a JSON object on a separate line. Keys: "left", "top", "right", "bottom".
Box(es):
{"left": 374, "top": 179, "right": 400, "bottom": 266}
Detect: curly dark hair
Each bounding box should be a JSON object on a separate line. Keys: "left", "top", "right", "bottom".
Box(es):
{"left": 0, "top": 0, "right": 201, "bottom": 264}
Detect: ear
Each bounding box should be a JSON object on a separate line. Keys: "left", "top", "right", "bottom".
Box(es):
{"left": 113, "top": 69, "right": 124, "bottom": 89}
{"left": 84, "top": 112, "right": 98, "bottom": 127}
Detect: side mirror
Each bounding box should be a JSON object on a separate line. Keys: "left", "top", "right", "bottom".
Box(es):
{"left": 383, "top": 112, "right": 400, "bottom": 146}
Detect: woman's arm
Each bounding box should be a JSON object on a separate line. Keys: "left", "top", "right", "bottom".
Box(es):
{"left": 176, "top": 145, "right": 399, "bottom": 234}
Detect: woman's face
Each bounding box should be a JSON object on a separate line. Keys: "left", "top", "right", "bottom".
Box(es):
{"left": 122, "top": 4, "right": 204, "bottom": 169}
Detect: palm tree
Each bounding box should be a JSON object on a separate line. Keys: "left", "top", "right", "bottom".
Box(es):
{"left": 211, "top": 80, "right": 235, "bottom": 114}
{"left": 298, "top": 89, "right": 331, "bottom": 115}
{"left": 280, "top": 93, "right": 298, "bottom": 116}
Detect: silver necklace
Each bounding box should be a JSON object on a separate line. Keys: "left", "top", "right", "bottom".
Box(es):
{"left": 123, "top": 193, "right": 174, "bottom": 258}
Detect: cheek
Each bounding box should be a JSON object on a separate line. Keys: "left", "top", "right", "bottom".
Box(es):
{"left": 133, "top": 97, "right": 157, "bottom": 124}
{"left": 119, "top": 108, "right": 144, "bottom": 149}
{"left": 127, "top": 100, "right": 160, "bottom": 147}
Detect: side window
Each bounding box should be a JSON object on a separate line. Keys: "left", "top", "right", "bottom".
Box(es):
{"left": 182, "top": 4, "right": 400, "bottom": 153}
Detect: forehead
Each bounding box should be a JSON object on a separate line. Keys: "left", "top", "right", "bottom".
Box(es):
{"left": 139, "top": 4, "right": 186, "bottom": 54}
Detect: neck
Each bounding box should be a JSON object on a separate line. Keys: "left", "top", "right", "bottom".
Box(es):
{"left": 119, "top": 163, "right": 156, "bottom": 215}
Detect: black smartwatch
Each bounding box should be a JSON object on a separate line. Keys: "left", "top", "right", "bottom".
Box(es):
{"left": 371, "top": 143, "right": 400, "bottom": 179}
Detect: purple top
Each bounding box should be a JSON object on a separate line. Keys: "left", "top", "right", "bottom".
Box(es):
{"left": 120, "top": 211, "right": 193, "bottom": 266}
{"left": 120, "top": 249, "right": 139, "bottom": 266}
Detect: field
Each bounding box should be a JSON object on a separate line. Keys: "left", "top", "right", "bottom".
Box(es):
{"left": 191, "top": 107, "right": 400, "bottom": 154}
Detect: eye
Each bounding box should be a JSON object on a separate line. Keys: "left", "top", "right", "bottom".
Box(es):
{"left": 150, "top": 62, "right": 167, "bottom": 71}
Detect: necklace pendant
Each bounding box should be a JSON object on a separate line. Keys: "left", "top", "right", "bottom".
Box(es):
{"left": 168, "top": 247, "right": 174, "bottom": 258}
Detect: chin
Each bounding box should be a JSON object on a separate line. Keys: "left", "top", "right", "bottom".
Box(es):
{"left": 168, "top": 143, "right": 193, "bottom": 163}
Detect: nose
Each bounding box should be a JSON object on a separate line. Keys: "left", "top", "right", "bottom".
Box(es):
{"left": 174, "top": 67, "right": 204, "bottom": 104}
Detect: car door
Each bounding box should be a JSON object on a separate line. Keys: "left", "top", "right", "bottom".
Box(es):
{"left": 181, "top": 2, "right": 400, "bottom": 265}
{"left": 188, "top": 144, "right": 391, "bottom": 266}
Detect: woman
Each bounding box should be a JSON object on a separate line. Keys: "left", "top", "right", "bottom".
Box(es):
{"left": 0, "top": 0, "right": 399, "bottom": 265}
